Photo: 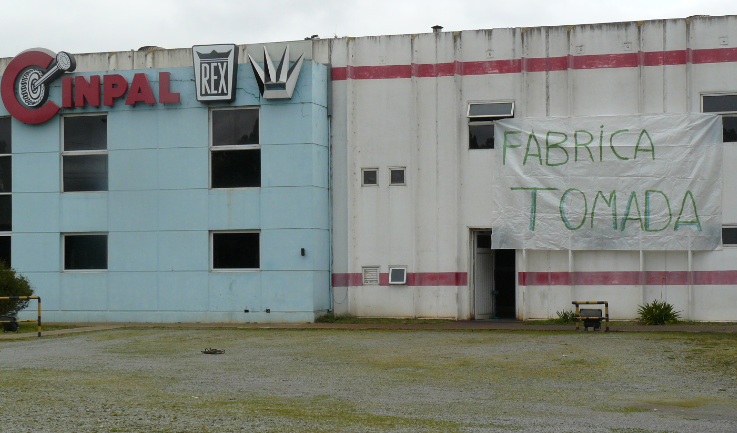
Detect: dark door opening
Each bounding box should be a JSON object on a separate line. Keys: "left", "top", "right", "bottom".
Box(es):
{"left": 493, "top": 249, "right": 516, "bottom": 319}
{"left": 472, "top": 231, "right": 516, "bottom": 320}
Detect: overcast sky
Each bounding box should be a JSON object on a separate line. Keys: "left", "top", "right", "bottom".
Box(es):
{"left": 0, "top": 0, "right": 734, "bottom": 58}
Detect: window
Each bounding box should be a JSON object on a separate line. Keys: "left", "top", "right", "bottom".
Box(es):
{"left": 211, "top": 108, "right": 260, "bottom": 188}
{"left": 724, "top": 227, "right": 737, "bottom": 246}
{"left": 212, "top": 232, "right": 259, "bottom": 269}
{"left": 389, "top": 167, "right": 405, "bottom": 185}
{"left": 702, "top": 94, "right": 737, "bottom": 143}
{"left": 468, "top": 102, "right": 514, "bottom": 149}
{"left": 64, "top": 234, "right": 108, "bottom": 270}
{"left": 63, "top": 115, "right": 108, "bottom": 192}
{"left": 362, "top": 168, "right": 378, "bottom": 186}
{"left": 388, "top": 266, "right": 407, "bottom": 285}
{"left": 362, "top": 267, "right": 379, "bottom": 285}
{"left": 0, "top": 117, "right": 10, "bottom": 266}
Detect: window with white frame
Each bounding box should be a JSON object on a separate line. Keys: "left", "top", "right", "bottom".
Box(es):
{"left": 64, "top": 233, "right": 108, "bottom": 270}
{"left": 389, "top": 167, "right": 405, "bottom": 185}
{"left": 212, "top": 231, "right": 260, "bottom": 270}
{"left": 211, "top": 108, "right": 260, "bottom": 188}
{"left": 63, "top": 115, "right": 108, "bottom": 192}
{"left": 0, "top": 117, "right": 11, "bottom": 267}
{"left": 702, "top": 94, "right": 737, "bottom": 143}
{"left": 361, "top": 168, "right": 378, "bottom": 186}
{"left": 724, "top": 227, "right": 737, "bottom": 246}
{"left": 388, "top": 266, "right": 407, "bottom": 285}
{"left": 468, "top": 102, "right": 514, "bottom": 149}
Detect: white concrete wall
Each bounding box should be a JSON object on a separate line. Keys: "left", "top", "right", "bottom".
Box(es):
{"left": 320, "top": 16, "right": 737, "bottom": 320}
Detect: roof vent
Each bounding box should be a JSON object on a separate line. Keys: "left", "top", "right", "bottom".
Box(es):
{"left": 432, "top": 25, "right": 443, "bottom": 33}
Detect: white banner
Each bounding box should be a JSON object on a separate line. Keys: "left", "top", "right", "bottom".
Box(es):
{"left": 491, "top": 114, "right": 723, "bottom": 250}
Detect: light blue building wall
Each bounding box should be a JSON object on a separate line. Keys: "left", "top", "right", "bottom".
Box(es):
{"left": 4, "top": 58, "right": 330, "bottom": 323}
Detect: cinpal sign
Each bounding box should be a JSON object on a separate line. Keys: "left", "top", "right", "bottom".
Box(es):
{"left": 1, "top": 48, "right": 181, "bottom": 125}
{"left": 2, "top": 44, "right": 304, "bottom": 125}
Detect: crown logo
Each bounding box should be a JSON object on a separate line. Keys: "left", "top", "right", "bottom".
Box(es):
{"left": 248, "top": 45, "right": 304, "bottom": 99}
{"left": 196, "top": 49, "right": 232, "bottom": 61}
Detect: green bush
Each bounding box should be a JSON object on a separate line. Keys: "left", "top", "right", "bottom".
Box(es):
{"left": 637, "top": 300, "right": 681, "bottom": 325}
{"left": 0, "top": 262, "right": 34, "bottom": 317}
{"left": 553, "top": 309, "right": 577, "bottom": 324}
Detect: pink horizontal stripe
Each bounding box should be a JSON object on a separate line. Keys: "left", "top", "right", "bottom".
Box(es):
{"left": 330, "top": 47, "right": 737, "bottom": 81}
{"left": 332, "top": 272, "right": 468, "bottom": 287}
{"left": 519, "top": 270, "right": 737, "bottom": 286}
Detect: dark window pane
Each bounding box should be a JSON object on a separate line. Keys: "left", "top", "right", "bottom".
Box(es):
{"left": 213, "top": 232, "right": 259, "bottom": 269}
{"left": 724, "top": 116, "right": 737, "bottom": 143}
{"left": 477, "top": 234, "right": 491, "bottom": 249}
{"left": 390, "top": 268, "right": 406, "bottom": 284}
{"left": 63, "top": 155, "right": 108, "bottom": 192}
{"left": 0, "top": 156, "right": 10, "bottom": 193}
{"left": 64, "top": 116, "right": 107, "bottom": 151}
{"left": 469, "top": 103, "right": 514, "bottom": 117}
{"left": 0, "top": 117, "right": 11, "bottom": 154}
{"left": 0, "top": 236, "right": 9, "bottom": 267}
{"left": 0, "top": 195, "right": 10, "bottom": 232}
{"left": 724, "top": 227, "right": 737, "bottom": 245}
{"left": 390, "top": 169, "right": 405, "bottom": 185}
{"left": 211, "top": 149, "right": 260, "bottom": 188}
{"left": 703, "top": 95, "right": 737, "bottom": 113}
{"left": 212, "top": 109, "right": 259, "bottom": 146}
{"left": 363, "top": 169, "right": 377, "bottom": 185}
{"left": 469, "top": 124, "right": 495, "bottom": 149}
{"left": 65, "top": 235, "right": 107, "bottom": 270}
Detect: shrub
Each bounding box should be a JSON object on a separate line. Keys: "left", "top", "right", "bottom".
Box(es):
{"left": 637, "top": 300, "right": 681, "bottom": 325}
{"left": 553, "top": 309, "right": 577, "bottom": 324}
{"left": 0, "top": 262, "right": 34, "bottom": 317}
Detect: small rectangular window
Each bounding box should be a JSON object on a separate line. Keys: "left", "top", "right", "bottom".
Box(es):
{"left": 724, "top": 116, "right": 737, "bottom": 143}
{"left": 468, "top": 102, "right": 514, "bottom": 118}
{"left": 0, "top": 117, "right": 11, "bottom": 154}
{"left": 724, "top": 227, "right": 737, "bottom": 246}
{"left": 211, "top": 108, "right": 261, "bottom": 189}
{"left": 64, "top": 116, "right": 107, "bottom": 151}
{"left": 212, "top": 232, "right": 259, "bottom": 269}
{"left": 703, "top": 95, "right": 737, "bottom": 113}
{"left": 362, "top": 267, "right": 379, "bottom": 285}
{"left": 362, "top": 168, "right": 378, "bottom": 186}
{"left": 212, "top": 109, "right": 259, "bottom": 146}
{"left": 389, "top": 168, "right": 405, "bottom": 185}
{"left": 0, "top": 235, "right": 9, "bottom": 267}
{"left": 63, "top": 115, "right": 108, "bottom": 192}
{"left": 0, "top": 195, "right": 10, "bottom": 232}
{"left": 211, "top": 149, "right": 261, "bottom": 188}
{"left": 468, "top": 102, "right": 514, "bottom": 149}
{"left": 388, "top": 267, "right": 407, "bottom": 285}
{"left": 702, "top": 95, "right": 737, "bottom": 143}
{"left": 64, "top": 234, "right": 108, "bottom": 270}
{"left": 0, "top": 156, "right": 11, "bottom": 193}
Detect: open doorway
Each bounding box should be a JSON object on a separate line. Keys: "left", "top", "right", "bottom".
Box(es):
{"left": 472, "top": 230, "right": 516, "bottom": 319}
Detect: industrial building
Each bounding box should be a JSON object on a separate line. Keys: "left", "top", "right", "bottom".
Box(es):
{"left": 2, "top": 15, "right": 736, "bottom": 322}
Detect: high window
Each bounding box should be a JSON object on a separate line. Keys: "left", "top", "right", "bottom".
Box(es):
{"left": 212, "top": 231, "right": 260, "bottom": 270}
{"left": 361, "top": 168, "right": 378, "bottom": 186}
{"left": 389, "top": 167, "right": 405, "bottom": 186}
{"left": 467, "top": 102, "right": 514, "bottom": 149}
{"left": 0, "top": 117, "right": 10, "bottom": 266}
{"left": 64, "top": 234, "right": 108, "bottom": 270}
{"left": 63, "top": 115, "right": 108, "bottom": 192}
{"left": 211, "top": 108, "right": 260, "bottom": 188}
{"left": 724, "top": 227, "right": 737, "bottom": 246}
{"left": 702, "top": 94, "right": 737, "bottom": 142}
{"left": 388, "top": 266, "right": 407, "bottom": 285}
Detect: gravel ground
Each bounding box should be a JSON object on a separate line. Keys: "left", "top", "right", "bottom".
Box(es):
{"left": 0, "top": 328, "right": 736, "bottom": 432}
